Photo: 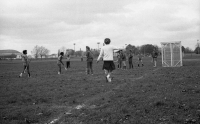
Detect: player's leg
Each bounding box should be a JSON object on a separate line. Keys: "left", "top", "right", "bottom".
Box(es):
{"left": 119, "top": 61, "right": 122, "bottom": 69}
{"left": 107, "top": 70, "right": 112, "bottom": 82}
{"left": 141, "top": 60, "right": 144, "bottom": 66}
{"left": 58, "top": 64, "right": 61, "bottom": 74}
{"left": 154, "top": 58, "right": 157, "bottom": 67}
{"left": 138, "top": 59, "right": 140, "bottom": 67}
{"left": 19, "top": 65, "right": 26, "bottom": 77}
{"left": 66, "top": 61, "right": 68, "bottom": 69}
{"left": 86, "top": 62, "right": 90, "bottom": 74}
{"left": 131, "top": 61, "right": 133, "bottom": 68}
{"left": 90, "top": 62, "right": 93, "bottom": 75}
{"left": 27, "top": 65, "right": 30, "bottom": 77}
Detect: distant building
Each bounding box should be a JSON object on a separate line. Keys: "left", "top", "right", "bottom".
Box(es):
{"left": 0, "top": 50, "right": 21, "bottom": 59}
{"left": 48, "top": 54, "right": 57, "bottom": 58}
{"left": 66, "top": 49, "right": 74, "bottom": 55}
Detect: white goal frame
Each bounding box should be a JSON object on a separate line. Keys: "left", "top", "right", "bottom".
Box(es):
{"left": 161, "top": 41, "right": 183, "bottom": 67}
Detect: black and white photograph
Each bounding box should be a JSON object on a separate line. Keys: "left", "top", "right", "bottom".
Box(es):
{"left": 0, "top": 0, "right": 200, "bottom": 123}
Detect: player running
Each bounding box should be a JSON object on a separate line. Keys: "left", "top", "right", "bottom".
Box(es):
{"left": 97, "top": 38, "right": 121, "bottom": 82}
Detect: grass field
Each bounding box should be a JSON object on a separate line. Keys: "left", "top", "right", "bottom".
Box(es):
{"left": 0, "top": 55, "right": 200, "bottom": 124}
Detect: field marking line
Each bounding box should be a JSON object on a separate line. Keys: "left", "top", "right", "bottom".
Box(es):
{"left": 46, "top": 67, "right": 161, "bottom": 124}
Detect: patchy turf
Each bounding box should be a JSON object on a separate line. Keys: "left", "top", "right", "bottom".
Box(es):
{"left": 0, "top": 56, "right": 200, "bottom": 124}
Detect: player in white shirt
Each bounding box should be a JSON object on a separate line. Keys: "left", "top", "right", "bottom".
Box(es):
{"left": 97, "top": 38, "right": 121, "bottom": 82}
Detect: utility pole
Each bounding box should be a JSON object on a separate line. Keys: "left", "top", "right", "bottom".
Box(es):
{"left": 197, "top": 40, "right": 199, "bottom": 54}
{"left": 73, "top": 43, "right": 76, "bottom": 52}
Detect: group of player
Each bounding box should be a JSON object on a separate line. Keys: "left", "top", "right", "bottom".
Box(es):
{"left": 19, "top": 38, "right": 158, "bottom": 82}
{"left": 115, "top": 50, "right": 144, "bottom": 70}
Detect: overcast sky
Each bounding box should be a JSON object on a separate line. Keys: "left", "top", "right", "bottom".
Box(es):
{"left": 0, "top": 0, "right": 199, "bottom": 54}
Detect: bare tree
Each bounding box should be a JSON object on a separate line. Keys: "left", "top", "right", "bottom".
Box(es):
{"left": 38, "top": 46, "right": 50, "bottom": 59}
{"left": 31, "top": 45, "right": 50, "bottom": 59}
{"left": 31, "top": 45, "right": 40, "bottom": 59}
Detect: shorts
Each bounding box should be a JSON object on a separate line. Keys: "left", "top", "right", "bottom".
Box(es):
{"left": 103, "top": 61, "right": 115, "bottom": 71}
{"left": 153, "top": 57, "right": 157, "bottom": 62}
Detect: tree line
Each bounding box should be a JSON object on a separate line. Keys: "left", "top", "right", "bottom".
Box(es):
{"left": 30, "top": 43, "right": 200, "bottom": 59}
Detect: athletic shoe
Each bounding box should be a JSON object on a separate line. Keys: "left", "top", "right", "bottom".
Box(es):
{"left": 107, "top": 77, "right": 112, "bottom": 82}
{"left": 19, "top": 73, "right": 22, "bottom": 78}
{"left": 58, "top": 72, "right": 61, "bottom": 74}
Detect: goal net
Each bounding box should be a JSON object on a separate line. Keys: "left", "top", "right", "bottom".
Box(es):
{"left": 161, "top": 41, "right": 182, "bottom": 67}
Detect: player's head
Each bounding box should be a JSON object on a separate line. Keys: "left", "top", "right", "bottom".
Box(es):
{"left": 67, "top": 54, "right": 70, "bottom": 57}
{"left": 23, "top": 50, "right": 27, "bottom": 54}
{"left": 104, "top": 38, "right": 111, "bottom": 45}
{"left": 60, "top": 52, "right": 64, "bottom": 56}
{"left": 86, "top": 46, "right": 90, "bottom": 51}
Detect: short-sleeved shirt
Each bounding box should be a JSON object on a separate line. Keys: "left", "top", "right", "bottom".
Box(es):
{"left": 97, "top": 45, "right": 119, "bottom": 61}
{"left": 138, "top": 54, "right": 143, "bottom": 59}
{"left": 57, "top": 55, "right": 63, "bottom": 64}
{"left": 117, "top": 54, "right": 121, "bottom": 62}
{"left": 152, "top": 51, "right": 158, "bottom": 58}
{"left": 121, "top": 53, "right": 126, "bottom": 61}
{"left": 66, "top": 56, "right": 70, "bottom": 62}
{"left": 21, "top": 54, "right": 29, "bottom": 65}
{"left": 128, "top": 54, "right": 133, "bottom": 61}
{"left": 86, "top": 51, "right": 93, "bottom": 62}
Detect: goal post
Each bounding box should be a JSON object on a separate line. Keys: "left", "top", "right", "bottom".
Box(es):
{"left": 161, "top": 41, "right": 182, "bottom": 67}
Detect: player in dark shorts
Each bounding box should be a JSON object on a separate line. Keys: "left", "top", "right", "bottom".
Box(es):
{"left": 97, "top": 38, "right": 121, "bottom": 82}
{"left": 66, "top": 54, "right": 70, "bottom": 69}
{"left": 19, "top": 50, "right": 31, "bottom": 77}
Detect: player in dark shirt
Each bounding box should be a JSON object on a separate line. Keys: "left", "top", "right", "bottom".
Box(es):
{"left": 152, "top": 49, "right": 158, "bottom": 67}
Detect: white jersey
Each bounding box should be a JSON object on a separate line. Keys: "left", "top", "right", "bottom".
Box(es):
{"left": 97, "top": 44, "right": 119, "bottom": 61}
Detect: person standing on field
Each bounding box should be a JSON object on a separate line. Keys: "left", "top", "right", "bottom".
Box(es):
{"left": 121, "top": 50, "right": 127, "bottom": 69}
{"left": 66, "top": 54, "right": 70, "bottom": 69}
{"left": 57, "top": 52, "right": 67, "bottom": 74}
{"left": 137, "top": 53, "right": 144, "bottom": 67}
{"left": 86, "top": 46, "right": 94, "bottom": 75}
{"left": 97, "top": 38, "right": 121, "bottom": 82}
{"left": 128, "top": 50, "right": 133, "bottom": 69}
{"left": 152, "top": 48, "right": 158, "bottom": 67}
{"left": 19, "top": 50, "right": 31, "bottom": 78}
